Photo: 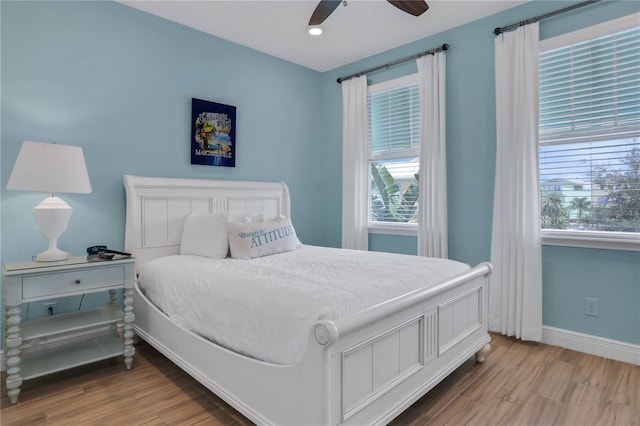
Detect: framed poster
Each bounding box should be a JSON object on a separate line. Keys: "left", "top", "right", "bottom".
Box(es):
{"left": 191, "top": 98, "right": 236, "bottom": 167}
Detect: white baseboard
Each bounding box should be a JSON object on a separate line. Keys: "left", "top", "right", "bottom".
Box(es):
{"left": 542, "top": 326, "right": 640, "bottom": 366}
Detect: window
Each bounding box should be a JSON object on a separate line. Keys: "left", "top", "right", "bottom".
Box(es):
{"left": 539, "top": 14, "right": 640, "bottom": 250}
{"left": 367, "top": 74, "right": 420, "bottom": 234}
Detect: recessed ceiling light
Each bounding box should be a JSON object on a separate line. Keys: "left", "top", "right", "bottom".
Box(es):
{"left": 308, "top": 26, "right": 323, "bottom": 36}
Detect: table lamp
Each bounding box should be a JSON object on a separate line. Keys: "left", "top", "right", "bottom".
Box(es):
{"left": 7, "top": 141, "right": 92, "bottom": 261}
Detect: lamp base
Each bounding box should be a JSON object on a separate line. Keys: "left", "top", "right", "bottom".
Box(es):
{"left": 33, "top": 196, "right": 73, "bottom": 262}
{"left": 36, "top": 248, "right": 69, "bottom": 262}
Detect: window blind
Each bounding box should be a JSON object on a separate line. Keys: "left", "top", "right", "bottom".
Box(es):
{"left": 539, "top": 25, "right": 640, "bottom": 233}
{"left": 540, "top": 26, "right": 640, "bottom": 144}
{"left": 368, "top": 82, "right": 420, "bottom": 159}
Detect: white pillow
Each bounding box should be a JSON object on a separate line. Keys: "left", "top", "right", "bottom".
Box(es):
{"left": 229, "top": 212, "right": 264, "bottom": 223}
{"left": 180, "top": 213, "right": 229, "bottom": 258}
{"left": 229, "top": 217, "right": 298, "bottom": 259}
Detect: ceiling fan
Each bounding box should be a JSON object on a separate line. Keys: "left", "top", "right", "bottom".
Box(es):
{"left": 309, "top": 0, "right": 429, "bottom": 26}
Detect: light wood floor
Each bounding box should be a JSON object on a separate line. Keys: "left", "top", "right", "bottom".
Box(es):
{"left": 1, "top": 334, "right": 638, "bottom": 425}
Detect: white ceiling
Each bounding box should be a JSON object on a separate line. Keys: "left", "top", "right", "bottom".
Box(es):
{"left": 118, "top": 0, "right": 529, "bottom": 72}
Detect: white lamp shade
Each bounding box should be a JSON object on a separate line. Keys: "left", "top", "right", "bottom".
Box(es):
{"left": 7, "top": 141, "right": 92, "bottom": 194}
{"left": 7, "top": 141, "right": 92, "bottom": 261}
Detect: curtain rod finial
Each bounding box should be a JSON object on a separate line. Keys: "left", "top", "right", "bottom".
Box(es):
{"left": 442, "top": 43, "right": 449, "bottom": 51}
{"left": 494, "top": 27, "right": 502, "bottom": 36}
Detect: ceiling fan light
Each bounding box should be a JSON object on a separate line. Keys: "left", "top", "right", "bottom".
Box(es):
{"left": 308, "top": 26, "right": 323, "bottom": 36}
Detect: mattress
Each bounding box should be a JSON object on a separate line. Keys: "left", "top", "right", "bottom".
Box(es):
{"left": 137, "top": 245, "right": 470, "bottom": 365}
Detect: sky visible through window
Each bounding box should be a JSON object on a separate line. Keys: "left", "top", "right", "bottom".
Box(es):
{"left": 540, "top": 138, "right": 638, "bottom": 184}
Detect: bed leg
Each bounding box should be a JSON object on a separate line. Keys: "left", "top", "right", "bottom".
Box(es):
{"left": 475, "top": 343, "right": 491, "bottom": 363}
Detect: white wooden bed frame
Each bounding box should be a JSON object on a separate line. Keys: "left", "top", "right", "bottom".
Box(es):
{"left": 124, "top": 174, "right": 492, "bottom": 426}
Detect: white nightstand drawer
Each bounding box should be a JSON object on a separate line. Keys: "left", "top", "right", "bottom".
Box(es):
{"left": 22, "top": 266, "right": 125, "bottom": 299}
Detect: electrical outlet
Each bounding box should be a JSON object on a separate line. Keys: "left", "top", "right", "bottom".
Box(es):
{"left": 43, "top": 301, "right": 57, "bottom": 316}
{"left": 585, "top": 298, "right": 599, "bottom": 317}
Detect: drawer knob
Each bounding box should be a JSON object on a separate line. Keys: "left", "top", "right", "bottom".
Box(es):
{"left": 74, "top": 279, "right": 81, "bottom": 285}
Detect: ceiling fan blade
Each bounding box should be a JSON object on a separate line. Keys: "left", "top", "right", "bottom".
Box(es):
{"left": 309, "top": 0, "right": 342, "bottom": 25}
{"left": 387, "top": 0, "right": 429, "bottom": 17}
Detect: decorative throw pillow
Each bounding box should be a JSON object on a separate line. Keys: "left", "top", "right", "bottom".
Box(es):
{"left": 228, "top": 217, "right": 298, "bottom": 259}
{"left": 180, "top": 213, "right": 229, "bottom": 258}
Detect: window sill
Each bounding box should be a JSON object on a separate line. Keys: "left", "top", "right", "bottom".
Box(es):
{"left": 541, "top": 230, "right": 640, "bottom": 251}
{"left": 368, "top": 223, "right": 418, "bottom": 237}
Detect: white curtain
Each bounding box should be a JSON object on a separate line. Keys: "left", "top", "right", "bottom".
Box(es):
{"left": 341, "top": 75, "right": 369, "bottom": 250}
{"left": 417, "top": 52, "right": 448, "bottom": 258}
{"left": 490, "top": 23, "right": 542, "bottom": 341}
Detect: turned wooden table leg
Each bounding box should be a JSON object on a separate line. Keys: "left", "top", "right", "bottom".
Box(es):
{"left": 122, "top": 288, "right": 135, "bottom": 370}
{"left": 5, "top": 304, "right": 23, "bottom": 404}
{"left": 475, "top": 343, "right": 491, "bottom": 363}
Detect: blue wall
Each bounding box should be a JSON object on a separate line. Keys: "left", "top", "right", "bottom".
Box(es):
{"left": 316, "top": 0, "right": 640, "bottom": 345}
{"left": 0, "top": 1, "right": 324, "bottom": 329}
{"left": 543, "top": 246, "right": 639, "bottom": 344}
{"left": 1, "top": 0, "right": 325, "bottom": 262}
{"left": 2, "top": 0, "right": 639, "bottom": 348}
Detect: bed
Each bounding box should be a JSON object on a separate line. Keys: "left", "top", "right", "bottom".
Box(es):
{"left": 124, "top": 174, "right": 492, "bottom": 426}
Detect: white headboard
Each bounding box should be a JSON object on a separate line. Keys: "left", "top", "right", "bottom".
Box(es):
{"left": 124, "top": 175, "right": 291, "bottom": 271}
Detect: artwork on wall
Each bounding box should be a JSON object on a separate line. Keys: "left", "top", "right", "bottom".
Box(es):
{"left": 191, "top": 98, "right": 236, "bottom": 167}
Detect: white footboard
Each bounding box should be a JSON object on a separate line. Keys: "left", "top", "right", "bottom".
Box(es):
{"left": 314, "top": 262, "right": 492, "bottom": 425}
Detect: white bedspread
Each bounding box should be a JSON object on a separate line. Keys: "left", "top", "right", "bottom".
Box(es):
{"left": 137, "top": 245, "right": 469, "bottom": 365}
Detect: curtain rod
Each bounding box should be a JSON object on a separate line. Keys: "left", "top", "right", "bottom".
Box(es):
{"left": 336, "top": 43, "right": 449, "bottom": 84}
{"left": 493, "top": 0, "right": 601, "bottom": 36}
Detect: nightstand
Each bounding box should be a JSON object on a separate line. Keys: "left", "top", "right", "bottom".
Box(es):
{"left": 3, "top": 256, "right": 135, "bottom": 404}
